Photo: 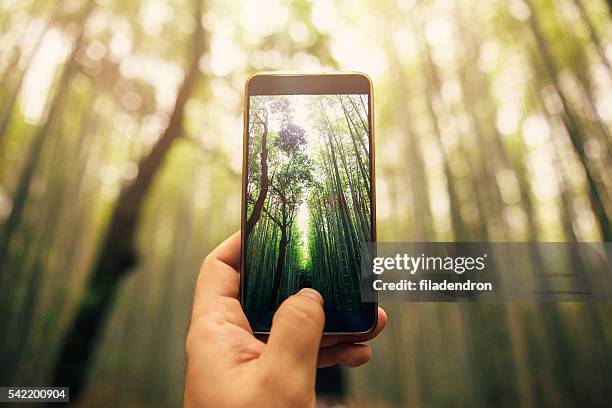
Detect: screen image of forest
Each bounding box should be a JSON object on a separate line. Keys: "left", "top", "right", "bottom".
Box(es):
{"left": 244, "top": 94, "right": 371, "bottom": 311}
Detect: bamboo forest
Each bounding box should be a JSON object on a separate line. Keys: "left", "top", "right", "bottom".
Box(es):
{"left": 0, "top": 0, "right": 611, "bottom": 406}
{"left": 245, "top": 94, "right": 370, "bottom": 311}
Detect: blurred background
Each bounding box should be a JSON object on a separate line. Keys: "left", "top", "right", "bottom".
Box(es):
{"left": 0, "top": 0, "right": 611, "bottom": 406}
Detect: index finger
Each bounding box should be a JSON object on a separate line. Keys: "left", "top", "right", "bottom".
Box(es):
{"left": 208, "top": 230, "right": 241, "bottom": 270}
{"left": 191, "top": 231, "right": 254, "bottom": 332}
{"left": 195, "top": 231, "right": 241, "bottom": 300}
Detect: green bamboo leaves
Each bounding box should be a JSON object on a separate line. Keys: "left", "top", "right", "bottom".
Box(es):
{"left": 245, "top": 94, "right": 370, "bottom": 311}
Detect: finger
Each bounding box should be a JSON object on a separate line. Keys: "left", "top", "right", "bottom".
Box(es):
{"left": 191, "top": 232, "right": 248, "bottom": 330}
{"left": 318, "top": 344, "right": 372, "bottom": 368}
{"left": 320, "top": 307, "right": 388, "bottom": 347}
{"left": 262, "top": 288, "right": 325, "bottom": 377}
{"left": 195, "top": 231, "right": 241, "bottom": 300}
{"left": 208, "top": 230, "right": 242, "bottom": 270}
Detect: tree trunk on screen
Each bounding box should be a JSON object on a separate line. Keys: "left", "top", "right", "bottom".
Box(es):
{"left": 245, "top": 116, "right": 269, "bottom": 239}
{"left": 50, "top": 0, "right": 205, "bottom": 399}
{"left": 269, "top": 224, "right": 287, "bottom": 308}
{"left": 339, "top": 96, "right": 370, "bottom": 185}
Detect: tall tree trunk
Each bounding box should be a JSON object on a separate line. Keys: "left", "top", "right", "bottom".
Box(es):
{"left": 386, "top": 36, "right": 433, "bottom": 240}
{"left": 524, "top": 0, "right": 610, "bottom": 241}
{"left": 453, "top": 12, "right": 508, "bottom": 240}
{"left": 329, "top": 108, "right": 366, "bottom": 242}
{"left": 245, "top": 116, "right": 269, "bottom": 238}
{"left": 342, "top": 97, "right": 369, "bottom": 159}
{"left": 0, "top": 1, "right": 95, "bottom": 281}
{"left": 269, "top": 222, "right": 288, "bottom": 308}
{"left": 347, "top": 96, "right": 368, "bottom": 136}
{"left": 410, "top": 14, "right": 466, "bottom": 241}
{"left": 0, "top": 1, "right": 63, "bottom": 142}
{"left": 339, "top": 96, "right": 370, "bottom": 185}
{"left": 321, "top": 102, "right": 359, "bottom": 272}
{"left": 50, "top": 1, "right": 205, "bottom": 399}
{"left": 0, "top": 103, "right": 91, "bottom": 384}
{"left": 571, "top": 0, "right": 612, "bottom": 83}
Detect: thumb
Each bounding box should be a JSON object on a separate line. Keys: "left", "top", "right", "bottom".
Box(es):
{"left": 263, "top": 288, "right": 325, "bottom": 375}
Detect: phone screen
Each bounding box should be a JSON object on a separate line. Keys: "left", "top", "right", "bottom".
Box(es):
{"left": 242, "top": 75, "right": 375, "bottom": 332}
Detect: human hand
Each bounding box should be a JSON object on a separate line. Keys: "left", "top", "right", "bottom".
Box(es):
{"left": 183, "top": 231, "right": 387, "bottom": 407}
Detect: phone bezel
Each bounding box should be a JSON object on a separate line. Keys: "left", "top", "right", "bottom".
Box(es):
{"left": 240, "top": 72, "right": 377, "bottom": 334}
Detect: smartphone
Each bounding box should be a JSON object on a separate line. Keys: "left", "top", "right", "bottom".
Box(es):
{"left": 240, "top": 72, "right": 376, "bottom": 334}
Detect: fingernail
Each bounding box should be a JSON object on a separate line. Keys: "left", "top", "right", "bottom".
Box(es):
{"left": 298, "top": 288, "right": 324, "bottom": 305}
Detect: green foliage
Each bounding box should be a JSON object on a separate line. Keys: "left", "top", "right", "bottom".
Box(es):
{"left": 245, "top": 94, "right": 369, "bottom": 310}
